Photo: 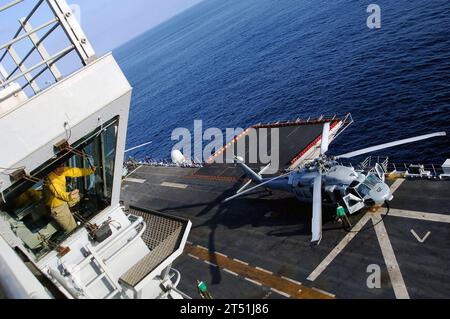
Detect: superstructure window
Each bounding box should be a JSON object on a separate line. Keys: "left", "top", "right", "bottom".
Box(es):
{"left": 0, "top": 118, "right": 119, "bottom": 260}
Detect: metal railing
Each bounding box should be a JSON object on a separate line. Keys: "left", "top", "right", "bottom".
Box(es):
{"left": 0, "top": 0, "right": 96, "bottom": 102}
{"left": 357, "top": 156, "right": 448, "bottom": 179}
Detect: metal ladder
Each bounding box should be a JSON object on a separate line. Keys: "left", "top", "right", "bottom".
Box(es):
{"left": 67, "top": 244, "right": 122, "bottom": 299}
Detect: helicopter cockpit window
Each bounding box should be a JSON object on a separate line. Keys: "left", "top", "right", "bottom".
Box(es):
{"left": 364, "top": 174, "right": 382, "bottom": 188}
{"left": 356, "top": 183, "right": 371, "bottom": 198}
{"left": 0, "top": 118, "right": 119, "bottom": 260}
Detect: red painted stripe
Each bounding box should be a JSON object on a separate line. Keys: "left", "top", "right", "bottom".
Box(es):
{"left": 290, "top": 121, "right": 340, "bottom": 165}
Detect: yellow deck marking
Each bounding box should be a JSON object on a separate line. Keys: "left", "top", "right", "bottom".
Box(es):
{"left": 185, "top": 244, "right": 334, "bottom": 299}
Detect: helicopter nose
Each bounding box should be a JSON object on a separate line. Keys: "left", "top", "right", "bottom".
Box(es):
{"left": 381, "top": 184, "right": 394, "bottom": 202}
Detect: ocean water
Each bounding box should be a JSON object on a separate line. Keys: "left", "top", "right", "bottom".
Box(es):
{"left": 115, "top": 0, "right": 450, "bottom": 164}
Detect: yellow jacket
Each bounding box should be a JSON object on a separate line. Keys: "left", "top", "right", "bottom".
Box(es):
{"left": 45, "top": 167, "right": 94, "bottom": 208}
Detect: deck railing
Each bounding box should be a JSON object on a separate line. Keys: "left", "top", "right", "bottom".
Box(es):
{"left": 0, "top": 0, "right": 95, "bottom": 101}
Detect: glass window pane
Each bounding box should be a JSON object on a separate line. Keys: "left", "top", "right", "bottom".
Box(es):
{"left": 0, "top": 118, "right": 119, "bottom": 260}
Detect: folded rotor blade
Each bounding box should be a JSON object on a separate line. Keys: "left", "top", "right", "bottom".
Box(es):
{"left": 336, "top": 132, "right": 447, "bottom": 159}
{"left": 223, "top": 171, "right": 292, "bottom": 203}
{"left": 125, "top": 141, "right": 153, "bottom": 153}
{"left": 311, "top": 174, "right": 323, "bottom": 245}
{"left": 321, "top": 122, "right": 331, "bottom": 155}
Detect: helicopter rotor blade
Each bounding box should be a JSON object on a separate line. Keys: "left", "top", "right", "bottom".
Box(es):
{"left": 336, "top": 132, "right": 447, "bottom": 159}
{"left": 311, "top": 173, "right": 323, "bottom": 245}
{"left": 125, "top": 141, "right": 153, "bottom": 154}
{"left": 321, "top": 122, "right": 331, "bottom": 155}
{"left": 222, "top": 171, "right": 293, "bottom": 203}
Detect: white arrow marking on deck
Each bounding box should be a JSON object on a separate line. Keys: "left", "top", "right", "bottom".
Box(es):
{"left": 410, "top": 230, "right": 431, "bottom": 243}
{"left": 307, "top": 178, "right": 410, "bottom": 299}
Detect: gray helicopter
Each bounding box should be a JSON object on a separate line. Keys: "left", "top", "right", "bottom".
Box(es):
{"left": 224, "top": 123, "right": 447, "bottom": 245}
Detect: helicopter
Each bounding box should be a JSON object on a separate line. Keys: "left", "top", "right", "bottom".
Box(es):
{"left": 223, "top": 122, "right": 447, "bottom": 245}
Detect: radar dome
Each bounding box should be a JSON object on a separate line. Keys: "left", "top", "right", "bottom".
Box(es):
{"left": 171, "top": 150, "right": 187, "bottom": 165}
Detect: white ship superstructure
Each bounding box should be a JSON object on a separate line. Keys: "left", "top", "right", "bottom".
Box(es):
{"left": 0, "top": 0, "right": 191, "bottom": 299}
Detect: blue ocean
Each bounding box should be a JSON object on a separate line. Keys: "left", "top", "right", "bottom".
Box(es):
{"left": 115, "top": 0, "right": 450, "bottom": 164}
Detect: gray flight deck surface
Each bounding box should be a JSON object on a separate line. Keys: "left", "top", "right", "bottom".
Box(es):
{"left": 121, "top": 121, "right": 450, "bottom": 299}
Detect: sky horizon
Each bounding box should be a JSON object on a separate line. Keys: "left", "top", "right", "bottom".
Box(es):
{"left": 73, "top": 0, "right": 204, "bottom": 53}
{"left": 0, "top": 0, "right": 204, "bottom": 54}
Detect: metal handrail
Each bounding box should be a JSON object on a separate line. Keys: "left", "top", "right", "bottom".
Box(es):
{"left": 6, "top": 23, "right": 59, "bottom": 80}
{"left": 1, "top": 45, "right": 74, "bottom": 88}
{"left": 0, "top": 0, "right": 96, "bottom": 100}
{"left": 0, "top": 18, "right": 59, "bottom": 60}
{"left": 0, "top": 0, "right": 24, "bottom": 13}
{"left": 0, "top": 0, "right": 47, "bottom": 62}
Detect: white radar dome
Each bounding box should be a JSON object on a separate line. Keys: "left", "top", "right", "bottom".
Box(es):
{"left": 171, "top": 150, "right": 187, "bottom": 165}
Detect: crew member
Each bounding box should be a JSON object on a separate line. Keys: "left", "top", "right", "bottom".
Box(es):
{"left": 44, "top": 163, "right": 96, "bottom": 233}
{"left": 197, "top": 280, "right": 213, "bottom": 299}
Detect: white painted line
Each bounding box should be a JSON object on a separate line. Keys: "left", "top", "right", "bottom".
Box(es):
{"left": 234, "top": 258, "right": 249, "bottom": 266}
{"left": 197, "top": 245, "right": 208, "bottom": 251}
{"left": 216, "top": 252, "right": 228, "bottom": 258}
{"left": 387, "top": 209, "right": 450, "bottom": 224}
{"left": 256, "top": 267, "right": 273, "bottom": 275}
{"left": 186, "top": 241, "right": 193, "bottom": 245}
{"left": 390, "top": 178, "right": 405, "bottom": 194}
{"left": 307, "top": 214, "right": 372, "bottom": 282}
{"left": 270, "top": 288, "right": 291, "bottom": 298}
{"left": 161, "top": 182, "right": 188, "bottom": 189}
{"left": 312, "top": 287, "right": 336, "bottom": 298}
{"left": 204, "top": 260, "right": 218, "bottom": 267}
{"left": 281, "top": 276, "right": 303, "bottom": 286}
{"left": 223, "top": 269, "right": 239, "bottom": 277}
{"left": 372, "top": 214, "right": 410, "bottom": 299}
{"left": 187, "top": 254, "right": 200, "bottom": 260}
{"left": 411, "top": 230, "right": 431, "bottom": 243}
{"left": 125, "top": 165, "right": 143, "bottom": 178}
{"left": 124, "top": 178, "right": 146, "bottom": 184}
{"left": 245, "top": 278, "right": 263, "bottom": 286}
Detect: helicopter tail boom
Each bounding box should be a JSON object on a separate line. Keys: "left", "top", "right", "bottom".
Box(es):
{"left": 234, "top": 157, "right": 264, "bottom": 184}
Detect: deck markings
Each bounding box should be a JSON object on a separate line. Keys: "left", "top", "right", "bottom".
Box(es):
{"left": 245, "top": 278, "right": 263, "bottom": 286}
{"left": 204, "top": 260, "right": 218, "bottom": 267}
{"left": 282, "top": 276, "right": 303, "bottom": 286}
{"left": 161, "top": 182, "right": 188, "bottom": 189}
{"left": 308, "top": 177, "right": 409, "bottom": 294}
{"left": 124, "top": 178, "right": 146, "bottom": 184}
{"left": 307, "top": 214, "right": 372, "bottom": 282}
{"left": 270, "top": 288, "right": 291, "bottom": 298}
{"left": 256, "top": 267, "right": 273, "bottom": 275}
{"left": 234, "top": 258, "right": 249, "bottom": 266}
{"left": 372, "top": 214, "right": 410, "bottom": 299}
{"left": 410, "top": 230, "right": 431, "bottom": 243}
{"left": 188, "top": 253, "right": 200, "bottom": 260}
{"left": 223, "top": 269, "right": 239, "bottom": 277}
{"left": 389, "top": 178, "right": 406, "bottom": 194}
{"left": 125, "top": 165, "right": 143, "bottom": 178}
{"left": 184, "top": 244, "right": 334, "bottom": 299}
{"left": 312, "top": 287, "right": 336, "bottom": 298}
{"left": 387, "top": 208, "right": 450, "bottom": 224}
